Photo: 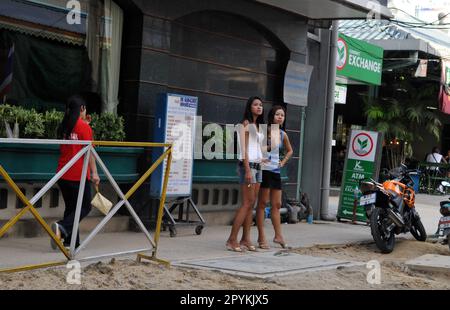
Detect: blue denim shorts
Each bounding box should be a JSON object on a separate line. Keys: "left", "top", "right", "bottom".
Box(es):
{"left": 237, "top": 163, "right": 262, "bottom": 184}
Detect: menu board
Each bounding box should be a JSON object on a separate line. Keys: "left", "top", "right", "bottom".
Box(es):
{"left": 150, "top": 94, "right": 198, "bottom": 197}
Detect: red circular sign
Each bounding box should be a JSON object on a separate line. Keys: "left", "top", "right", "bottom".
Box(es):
{"left": 336, "top": 38, "right": 348, "bottom": 70}
{"left": 351, "top": 133, "right": 374, "bottom": 157}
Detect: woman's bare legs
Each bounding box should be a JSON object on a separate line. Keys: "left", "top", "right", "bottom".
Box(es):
{"left": 270, "top": 189, "right": 286, "bottom": 245}
{"left": 240, "top": 183, "right": 260, "bottom": 249}
{"left": 256, "top": 188, "right": 270, "bottom": 247}
{"left": 226, "top": 184, "right": 258, "bottom": 249}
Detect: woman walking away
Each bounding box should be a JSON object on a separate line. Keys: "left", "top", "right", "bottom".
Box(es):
{"left": 51, "top": 94, "right": 100, "bottom": 250}
{"left": 226, "top": 96, "right": 264, "bottom": 252}
{"left": 256, "top": 105, "right": 293, "bottom": 249}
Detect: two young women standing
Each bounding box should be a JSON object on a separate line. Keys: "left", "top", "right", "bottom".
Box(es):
{"left": 226, "top": 97, "right": 293, "bottom": 252}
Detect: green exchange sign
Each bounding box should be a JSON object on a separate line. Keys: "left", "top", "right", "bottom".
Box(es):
{"left": 336, "top": 33, "right": 384, "bottom": 86}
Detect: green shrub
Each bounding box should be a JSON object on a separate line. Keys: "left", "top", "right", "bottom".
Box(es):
{"left": 0, "top": 104, "right": 125, "bottom": 141}
{"left": 43, "top": 110, "right": 64, "bottom": 139}
{"left": 0, "top": 104, "right": 45, "bottom": 138}
{"left": 89, "top": 112, "right": 126, "bottom": 141}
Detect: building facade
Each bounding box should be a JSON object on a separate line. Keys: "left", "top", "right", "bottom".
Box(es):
{"left": 0, "top": 0, "right": 390, "bottom": 234}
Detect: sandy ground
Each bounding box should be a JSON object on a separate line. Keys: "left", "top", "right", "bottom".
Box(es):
{"left": 1, "top": 239, "right": 449, "bottom": 290}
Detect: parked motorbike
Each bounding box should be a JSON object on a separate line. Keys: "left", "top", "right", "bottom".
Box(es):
{"left": 437, "top": 197, "right": 450, "bottom": 250}
{"left": 359, "top": 164, "right": 427, "bottom": 253}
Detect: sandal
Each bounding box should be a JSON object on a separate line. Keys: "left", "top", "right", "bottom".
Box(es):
{"left": 240, "top": 243, "right": 257, "bottom": 252}
{"left": 273, "top": 239, "right": 290, "bottom": 249}
{"left": 258, "top": 242, "right": 270, "bottom": 250}
{"left": 226, "top": 243, "right": 243, "bottom": 252}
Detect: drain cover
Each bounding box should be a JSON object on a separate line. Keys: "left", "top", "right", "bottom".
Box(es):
{"left": 175, "top": 252, "right": 360, "bottom": 278}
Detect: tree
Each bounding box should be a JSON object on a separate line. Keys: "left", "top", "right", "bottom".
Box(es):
{"left": 363, "top": 82, "right": 441, "bottom": 169}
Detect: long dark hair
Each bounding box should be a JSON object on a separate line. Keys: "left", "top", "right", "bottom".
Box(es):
{"left": 267, "top": 105, "right": 286, "bottom": 150}
{"left": 242, "top": 96, "right": 264, "bottom": 128}
{"left": 57, "top": 95, "right": 86, "bottom": 139}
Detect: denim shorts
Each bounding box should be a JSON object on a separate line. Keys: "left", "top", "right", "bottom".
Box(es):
{"left": 237, "top": 163, "right": 262, "bottom": 184}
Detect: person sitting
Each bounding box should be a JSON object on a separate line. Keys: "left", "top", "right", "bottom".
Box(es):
{"left": 426, "top": 147, "right": 447, "bottom": 168}
{"left": 425, "top": 147, "right": 448, "bottom": 192}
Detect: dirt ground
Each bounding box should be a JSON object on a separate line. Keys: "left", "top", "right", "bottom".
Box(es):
{"left": 1, "top": 239, "right": 449, "bottom": 290}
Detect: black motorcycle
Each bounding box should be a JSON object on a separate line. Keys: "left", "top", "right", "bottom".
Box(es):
{"left": 359, "top": 164, "right": 427, "bottom": 253}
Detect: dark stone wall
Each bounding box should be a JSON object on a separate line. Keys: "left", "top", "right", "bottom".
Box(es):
{"left": 117, "top": 0, "right": 310, "bottom": 200}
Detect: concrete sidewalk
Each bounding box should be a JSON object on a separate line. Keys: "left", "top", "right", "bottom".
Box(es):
{"left": 0, "top": 193, "right": 445, "bottom": 271}
{"left": 0, "top": 220, "right": 372, "bottom": 270}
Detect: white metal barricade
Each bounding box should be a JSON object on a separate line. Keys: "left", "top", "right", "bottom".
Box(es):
{"left": 0, "top": 138, "right": 172, "bottom": 272}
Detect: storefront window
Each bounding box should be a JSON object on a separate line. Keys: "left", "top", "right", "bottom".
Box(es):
{"left": 0, "top": 0, "right": 123, "bottom": 113}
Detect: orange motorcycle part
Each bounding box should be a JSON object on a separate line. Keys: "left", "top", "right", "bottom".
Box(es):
{"left": 382, "top": 180, "right": 406, "bottom": 195}
{"left": 383, "top": 180, "right": 415, "bottom": 208}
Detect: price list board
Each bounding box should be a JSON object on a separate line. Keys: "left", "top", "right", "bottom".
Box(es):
{"left": 151, "top": 93, "right": 198, "bottom": 197}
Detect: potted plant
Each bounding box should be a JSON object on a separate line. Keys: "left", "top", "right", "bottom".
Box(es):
{"left": 0, "top": 105, "right": 143, "bottom": 183}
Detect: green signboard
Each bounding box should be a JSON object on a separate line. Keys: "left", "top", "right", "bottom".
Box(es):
{"left": 336, "top": 33, "right": 383, "bottom": 86}
{"left": 337, "top": 130, "right": 383, "bottom": 222}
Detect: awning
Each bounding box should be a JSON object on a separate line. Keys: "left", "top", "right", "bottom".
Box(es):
{"left": 339, "top": 19, "right": 450, "bottom": 59}
{"left": 0, "top": 0, "right": 86, "bottom": 46}
{"left": 339, "top": 7, "right": 450, "bottom": 60}
{"left": 254, "top": 0, "right": 393, "bottom": 20}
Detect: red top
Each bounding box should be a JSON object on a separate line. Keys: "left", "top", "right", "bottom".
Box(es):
{"left": 56, "top": 118, "right": 93, "bottom": 181}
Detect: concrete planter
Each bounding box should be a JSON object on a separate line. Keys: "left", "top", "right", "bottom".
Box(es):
{"left": 193, "top": 156, "right": 288, "bottom": 183}
{"left": 0, "top": 143, "right": 144, "bottom": 183}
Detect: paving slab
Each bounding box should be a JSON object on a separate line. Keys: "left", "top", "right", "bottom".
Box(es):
{"left": 174, "top": 251, "right": 364, "bottom": 279}
{"left": 406, "top": 254, "right": 450, "bottom": 274}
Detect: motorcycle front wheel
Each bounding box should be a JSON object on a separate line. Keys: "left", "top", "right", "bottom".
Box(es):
{"left": 370, "top": 207, "right": 395, "bottom": 253}
{"left": 410, "top": 217, "right": 427, "bottom": 241}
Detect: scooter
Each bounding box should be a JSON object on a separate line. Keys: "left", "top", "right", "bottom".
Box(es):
{"left": 437, "top": 197, "right": 450, "bottom": 250}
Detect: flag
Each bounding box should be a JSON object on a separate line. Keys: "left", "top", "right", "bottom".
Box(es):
{"left": 439, "top": 60, "right": 450, "bottom": 115}
{"left": 0, "top": 44, "right": 14, "bottom": 99}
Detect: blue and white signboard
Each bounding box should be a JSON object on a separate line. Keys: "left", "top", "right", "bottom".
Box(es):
{"left": 150, "top": 93, "right": 198, "bottom": 197}
{"left": 283, "top": 60, "right": 314, "bottom": 106}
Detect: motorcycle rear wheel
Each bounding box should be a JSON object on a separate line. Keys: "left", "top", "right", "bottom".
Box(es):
{"left": 410, "top": 217, "right": 427, "bottom": 241}
{"left": 371, "top": 207, "right": 395, "bottom": 253}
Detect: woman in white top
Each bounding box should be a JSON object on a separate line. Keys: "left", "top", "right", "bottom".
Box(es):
{"left": 226, "top": 96, "right": 264, "bottom": 252}
{"left": 426, "top": 147, "right": 447, "bottom": 164}
{"left": 426, "top": 147, "right": 448, "bottom": 172}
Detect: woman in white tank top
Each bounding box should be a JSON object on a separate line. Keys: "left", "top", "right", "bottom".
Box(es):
{"left": 226, "top": 96, "right": 264, "bottom": 252}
